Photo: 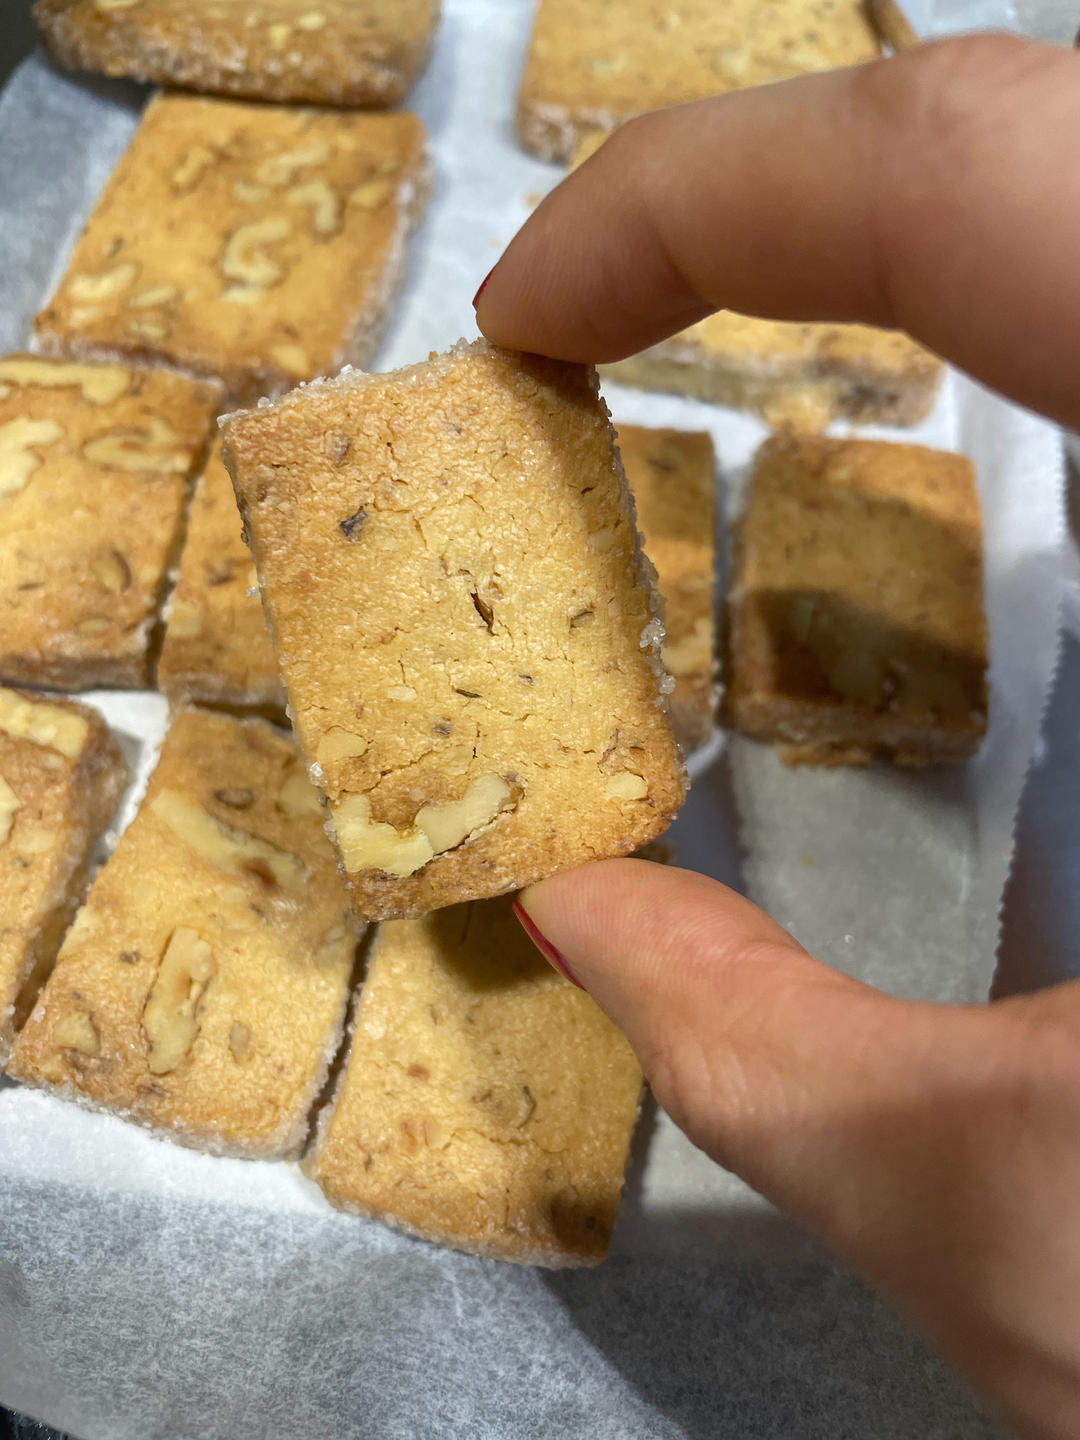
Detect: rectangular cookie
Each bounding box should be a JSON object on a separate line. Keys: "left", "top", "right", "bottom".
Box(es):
{"left": 617, "top": 424, "right": 716, "bottom": 751}
{"left": 0, "top": 687, "right": 127, "bottom": 1068}
{"left": 726, "top": 433, "right": 988, "bottom": 765}
{"left": 35, "top": 95, "right": 430, "bottom": 403}
{"left": 157, "top": 439, "right": 285, "bottom": 715}
{"left": 221, "top": 340, "right": 687, "bottom": 921}
{"left": 305, "top": 895, "right": 642, "bottom": 1266}
{"left": 603, "top": 313, "right": 944, "bottom": 430}
{"left": 34, "top": 0, "right": 440, "bottom": 107}
{"left": 517, "top": 0, "right": 880, "bottom": 162}
{"left": 8, "top": 708, "right": 358, "bottom": 1159}
{"left": 0, "top": 354, "right": 219, "bottom": 690}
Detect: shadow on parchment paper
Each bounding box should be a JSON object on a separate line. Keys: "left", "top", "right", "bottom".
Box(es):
{"left": 995, "top": 629, "right": 1080, "bottom": 995}
{"left": 543, "top": 1221, "right": 1001, "bottom": 1440}
{"left": 544, "top": 719, "right": 1002, "bottom": 1435}
{"left": 0, "top": 6, "right": 35, "bottom": 89}
{"left": 26, "top": 50, "right": 148, "bottom": 120}
{"left": 995, "top": 448, "right": 1080, "bottom": 997}
{"left": 553, "top": 1024, "right": 1002, "bottom": 1437}
{"left": 668, "top": 743, "right": 744, "bottom": 892}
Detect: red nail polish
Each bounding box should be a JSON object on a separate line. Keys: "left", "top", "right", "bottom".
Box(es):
{"left": 512, "top": 898, "right": 584, "bottom": 989}
{"left": 471, "top": 269, "right": 493, "bottom": 310}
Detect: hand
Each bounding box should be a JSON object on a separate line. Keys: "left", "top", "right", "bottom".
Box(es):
{"left": 477, "top": 34, "right": 1080, "bottom": 431}
{"left": 478, "top": 34, "right": 1080, "bottom": 1440}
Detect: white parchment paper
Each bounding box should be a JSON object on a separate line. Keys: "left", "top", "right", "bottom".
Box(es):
{"left": 0, "top": 1, "right": 1066, "bottom": 1435}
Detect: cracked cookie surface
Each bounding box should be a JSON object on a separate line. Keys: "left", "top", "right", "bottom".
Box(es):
{"left": 222, "top": 340, "right": 687, "bottom": 920}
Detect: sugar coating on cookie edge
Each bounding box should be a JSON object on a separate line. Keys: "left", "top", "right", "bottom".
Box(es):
{"left": 34, "top": 0, "right": 441, "bottom": 108}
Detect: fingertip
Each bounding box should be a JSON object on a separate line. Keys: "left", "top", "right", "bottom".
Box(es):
{"left": 470, "top": 267, "right": 493, "bottom": 313}
{"left": 511, "top": 894, "right": 585, "bottom": 988}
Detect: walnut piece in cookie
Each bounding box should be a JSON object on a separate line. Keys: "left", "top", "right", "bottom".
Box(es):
{"left": 8, "top": 708, "right": 357, "bottom": 1159}
{"left": 221, "top": 339, "right": 687, "bottom": 922}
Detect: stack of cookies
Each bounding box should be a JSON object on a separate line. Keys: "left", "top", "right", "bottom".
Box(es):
{"left": 0, "top": 0, "right": 988, "bottom": 1269}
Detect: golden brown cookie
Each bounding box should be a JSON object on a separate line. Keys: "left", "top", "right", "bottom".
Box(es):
{"left": 605, "top": 314, "right": 944, "bottom": 430}
{"left": 0, "top": 354, "right": 219, "bottom": 690}
{"left": 158, "top": 440, "right": 285, "bottom": 715}
{"left": 35, "top": 95, "right": 430, "bottom": 403}
{"left": 0, "top": 687, "right": 127, "bottom": 1067}
{"left": 306, "top": 895, "right": 642, "bottom": 1266}
{"left": 221, "top": 340, "right": 688, "bottom": 921}
{"left": 618, "top": 424, "right": 716, "bottom": 750}
{"left": 518, "top": 0, "right": 881, "bottom": 161}
{"left": 9, "top": 708, "right": 358, "bottom": 1158}
{"left": 34, "top": 0, "right": 440, "bottom": 107}
{"left": 726, "top": 433, "right": 988, "bottom": 765}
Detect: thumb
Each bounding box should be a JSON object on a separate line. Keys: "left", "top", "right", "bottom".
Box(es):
{"left": 515, "top": 860, "right": 1080, "bottom": 1440}
{"left": 513, "top": 858, "right": 1021, "bottom": 1251}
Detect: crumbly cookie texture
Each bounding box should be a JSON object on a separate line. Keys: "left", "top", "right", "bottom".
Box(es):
{"left": 604, "top": 313, "right": 944, "bottom": 430}
{"left": 517, "top": 0, "right": 881, "bottom": 161}
{"left": 8, "top": 708, "right": 358, "bottom": 1159}
{"left": 221, "top": 340, "right": 687, "bottom": 921}
{"left": 34, "top": 0, "right": 440, "bottom": 107}
{"left": 617, "top": 425, "right": 716, "bottom": 751}
{"left": 0, "top": 354, "right": 219, "bottom": 690}
{"left": 305, "top": 895, "right": 642, "bottom": 1266}
{"left": 35, "top": 95, "right": 430, "bottom": 403}
{"left": 727, "top": 433, "right": 988, "bottom": 766}
{"left": 0, "top": 687, "right": 127, "bottom": 1068}
{"left": 158, "top": 440, "right": 285, "bottom": 714}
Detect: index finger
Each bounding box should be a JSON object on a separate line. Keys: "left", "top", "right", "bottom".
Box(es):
{"left": 476, "top": 35, "right": 1080, "bottom": 429}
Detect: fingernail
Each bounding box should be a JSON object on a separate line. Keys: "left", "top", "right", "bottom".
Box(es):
{"left": 471, "top": 269, "right": 493, "bottom": 310}
{"left": 512, "top": 898, "right": 585, "bottom": 989}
